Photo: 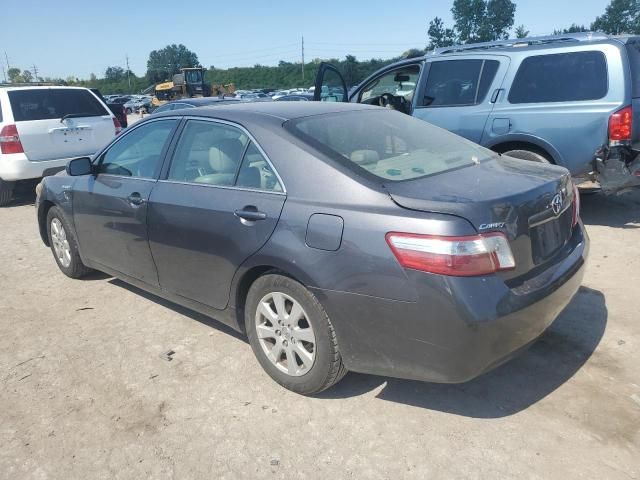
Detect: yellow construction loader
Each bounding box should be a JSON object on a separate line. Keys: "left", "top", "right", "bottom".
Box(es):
{"left": 151, "top": 67, "right": 235, "bottom": 107}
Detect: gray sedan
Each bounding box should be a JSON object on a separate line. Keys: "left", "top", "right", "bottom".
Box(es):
{"left": 35, "top": 102, "right": 588, "bottom": 394}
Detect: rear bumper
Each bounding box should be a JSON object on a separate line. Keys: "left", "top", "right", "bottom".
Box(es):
{"left": 0, "top": 153, "right": 69, "bottom": 181}
{"left": 312, "top": 224, "right": 589, "bottom": 383}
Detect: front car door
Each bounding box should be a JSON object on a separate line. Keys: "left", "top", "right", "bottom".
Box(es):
{"left": 412, "top": 55, "right": 510, "bottom": 143}
{"left": 72, "top": 118, "right": 179, "bottom": 285}
{"left": 313, "top": 63, "right": 348, "bottom": 102}
{"left": 147, "top": 118, "right": 286, "bottom": 310}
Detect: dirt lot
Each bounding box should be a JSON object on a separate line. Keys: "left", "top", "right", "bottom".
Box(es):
{"left": 0, "top": 185, "right": 639, "bottom": 480}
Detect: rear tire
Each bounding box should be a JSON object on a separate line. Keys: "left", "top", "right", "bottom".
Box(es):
{"left": 245, "top": 274, "right": 347, "bottom": 395}
{"left": 0, "top": 180, "right": 14, "bottom": 206}
{"left": 502, "top": 149, "right": 551, "bottom": 164}
{"left": 46, "top": 206, "right": 92, "bottom": 278}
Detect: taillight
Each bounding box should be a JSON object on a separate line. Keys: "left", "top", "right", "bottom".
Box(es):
{"left": 571, "top": 181, "right": 581, "bottom": 227}
{"left": 385, "top": 232, "right": 516, "bottom": 277}
{"left": 112, "top": 117, "right": 122, "bottom": 135}
{"left": 609, "top": 105, "right": 632, "bottom": 144}
{"left": 0, "top": 124, "right": 24, "bottom": 154}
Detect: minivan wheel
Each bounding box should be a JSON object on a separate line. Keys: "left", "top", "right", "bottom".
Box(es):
{"left": 46, "top": 206, "right": 92, "bottom": 278}
{"left": 245, "top": 274, "right": 347, "bottom": 395}
{"left": 502, "top": 149, "right": 551, "bottom": 164}
{"left": 0, "top": 180, "right": 14, "bottom": 206}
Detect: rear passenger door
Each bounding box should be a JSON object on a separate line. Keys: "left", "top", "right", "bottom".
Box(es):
{"left": 413, "top": 56, "right": 510, "bottom": 143}
{"left": 148, "top": 118, "right": 286, "bottom": 310}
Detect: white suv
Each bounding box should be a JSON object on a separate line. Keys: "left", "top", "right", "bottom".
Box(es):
{"left": 0, "top": 86, "right": 121, "bottom": 205}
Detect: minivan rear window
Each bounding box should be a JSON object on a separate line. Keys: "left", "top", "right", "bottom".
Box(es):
{"left": 8, "top": 88, "right": 108, "bottom": 121}
{"left": 508, "top": 51, "right": 608, "bottom": 104}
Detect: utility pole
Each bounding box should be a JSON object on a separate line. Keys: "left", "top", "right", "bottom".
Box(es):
{"left": 301, "top": 36, "right": 305, "bottom": 82}
{"left": 126, "top": 54, "right": 131, "bottom": 91}
{"left": 4, "top": 52, "right": 10, "bottom": 70}
{"left": 1, "top": 66, "right": 6, "bottom": 83}
{"left": 32, "top": 64, "right": 38, "bottom": 82}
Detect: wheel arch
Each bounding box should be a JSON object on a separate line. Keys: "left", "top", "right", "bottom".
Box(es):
{"left": 486, "top": 135, "right": 561, "bottom": 165}
{"left": 38, "top": 200, "right": 56, "bottom": 246}
{"left": 231, "top": 264, "right": 310, "bottom": 334}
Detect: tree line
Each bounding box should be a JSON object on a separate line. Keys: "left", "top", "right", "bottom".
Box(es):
{"left": 3, "top": 0, "right": 640, "bottom": 93}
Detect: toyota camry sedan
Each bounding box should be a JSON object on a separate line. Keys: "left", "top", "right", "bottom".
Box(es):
{"left": 35, "top": 102, "right": 588, "bottom": 395}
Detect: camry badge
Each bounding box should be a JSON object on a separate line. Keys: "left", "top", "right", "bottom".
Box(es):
{"left": 551, "top": 193, "right": 563, "bottom": 216}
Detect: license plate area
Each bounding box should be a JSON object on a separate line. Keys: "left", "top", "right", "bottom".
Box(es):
{"left": 530, "top": 208, "right": 573, "bottom": 264}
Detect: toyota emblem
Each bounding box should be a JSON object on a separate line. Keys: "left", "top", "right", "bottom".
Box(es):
{"left": 551, "top": 193, "right": 563, "bottom": 216}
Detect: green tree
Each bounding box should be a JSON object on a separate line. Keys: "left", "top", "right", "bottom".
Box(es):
{"left": 146, "top": 44, "right": 200, "bottom": 83}
{"left": 402, "top": 48, "right": 426, "bottom": 58}
{"left": 427, "top": 17, "right": 458, "bottom": 49}
{"left": 553, "top": 24, "right": 589, "bottom": 35}
{"left": 515, "top": 24, "right": 529, "bottom": 38}
{"left": 480, "top": 0, "right": 516, "bottom": 41}
{"left": 21, "top": 70, "right": 33, "bottom": 83}
{"left": 592, "top": 0, "right": 640, "bottom": 34}
{"left": 7, "top": 67, "right": 22, "bottom": 83}
{"left": 452, "top": 0, "right": 486, "bottom": 42}
{"left": 105, "top": 66, "right": 125, "bottom": 82}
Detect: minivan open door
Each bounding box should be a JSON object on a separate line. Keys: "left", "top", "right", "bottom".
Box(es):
{"left": 313, "top": 63, "right": 348, "bottom": 102}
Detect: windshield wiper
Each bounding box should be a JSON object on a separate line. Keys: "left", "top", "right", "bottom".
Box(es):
{"left": 60, "top": 113, "right": 101, "bottom": 123}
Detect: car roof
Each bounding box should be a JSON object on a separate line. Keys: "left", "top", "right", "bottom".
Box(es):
{"left": 431, "top": 32, "right": 638, "bottom": 56}
{"left": 168, "top": 97, "right": 243, "bottom": 106}
{"left": 0, "top": 85, "right": 92, "bottom": 92}
{"left": 153, "top": 101, "right": 380, "bottom": 122}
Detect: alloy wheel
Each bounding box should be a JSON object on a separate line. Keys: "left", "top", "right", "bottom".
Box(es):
{"left": 255, "top": 291, "right": 316, "bottom": 376}
{"left": 50, "top": 218, "right": 71, "bottom": 268}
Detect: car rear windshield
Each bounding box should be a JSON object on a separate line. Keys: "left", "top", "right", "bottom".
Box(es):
{"left": 285, "top": 109, "right": 496, "bottom": 182}
{"left": 8, "top": 88, "right": 108, "bottom": 121}
{"left": 508, "top": 51, "right": 608, "bottom": 104}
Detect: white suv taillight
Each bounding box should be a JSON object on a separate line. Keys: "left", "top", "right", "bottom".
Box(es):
{"left": 112, "top": 117, "right": 122, "bottom": 135}
{"left": 386, "top": 232, "right": 516, "bottom": 277}
{"left": 0, "top": 124, "right": 24, "bottom": 154}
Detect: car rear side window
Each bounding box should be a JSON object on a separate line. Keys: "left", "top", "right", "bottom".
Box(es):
{"left": 625, "top": 41, "right": 640, "bottom": 98}
{"left": 8, "top": 88, "right": 109, "bottom": 121}
{"left": 508, "top": 51, "right": 608, "bottom": 104}
{"left": 421, "top": 59, "right": 499, "bottom": 107}
{"left": 167, "top": 120, "right": 249, "bottom": 186}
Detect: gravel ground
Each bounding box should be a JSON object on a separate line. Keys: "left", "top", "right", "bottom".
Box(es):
{"left": 0, "top": 185, "right": 639, "bottom": 480}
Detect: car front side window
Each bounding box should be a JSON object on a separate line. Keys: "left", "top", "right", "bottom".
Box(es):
{"left": 359, "top": 66, "right": 420, "bottom": 104}
{"left": 98, "top": 119, "right": 177, "bottom": 179}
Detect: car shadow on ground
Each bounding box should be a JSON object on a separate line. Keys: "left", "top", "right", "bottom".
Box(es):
{"left": 580, "top": 188, "right": 640, "bottom": 228}
{"left": 107, "top": 278, "right": 248, "bottom": 343}
{"left": 318, "top": 286, "right": 607, "bottom": 418}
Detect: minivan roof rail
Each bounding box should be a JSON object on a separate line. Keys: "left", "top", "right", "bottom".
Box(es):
{"left": 433, "top": 32, "right": 611, "bottom": 55}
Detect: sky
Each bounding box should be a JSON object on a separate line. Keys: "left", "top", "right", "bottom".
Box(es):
{"left": 1, "top": 0, "right": 611, "bottom": 81}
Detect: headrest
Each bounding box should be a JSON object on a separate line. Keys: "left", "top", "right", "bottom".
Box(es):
{"left": 209, "top": 138, "right": 243, "bottom": 172}
{"left": 350, "top": 149, "right": 380, "bottom": 165}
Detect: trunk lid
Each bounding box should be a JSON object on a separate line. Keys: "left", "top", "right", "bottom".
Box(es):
{"left": 8, "top": 88, "right": 116, "bottom": 162}
{"left": 383, "top": 156, "right": 575, "bottom": 278}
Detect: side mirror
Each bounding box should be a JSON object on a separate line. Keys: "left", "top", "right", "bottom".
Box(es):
{"left": 66, "top": 157, "right": 93, "bottom": 176}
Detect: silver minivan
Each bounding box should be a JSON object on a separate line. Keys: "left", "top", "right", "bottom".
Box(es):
{"left": 0, "top": 86, "right": 120, "bottom": 205}
{"left": 314, "top": 32, "right": 640, "bottom": 194}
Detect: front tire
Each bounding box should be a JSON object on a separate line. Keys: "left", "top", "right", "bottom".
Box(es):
{"left": 245, "top": 274, "right": 347, "bottom": 395}
{"left": 46, "top": 206, "right": 92, "bottom": 278}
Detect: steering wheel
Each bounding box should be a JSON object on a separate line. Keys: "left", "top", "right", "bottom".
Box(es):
{"left": 378, "top": 93, "right": 408, "bottom": 112}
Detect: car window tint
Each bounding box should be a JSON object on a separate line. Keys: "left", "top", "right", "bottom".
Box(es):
{"left": 167, "top": 120, "right": 249, "bottom": 186}
{"left": 99, "top": 119, "right": 177, "bottom": 178}
{"left": 422, "top": 59, "right": 499, "bottom": 107}
{"left": 360, "top": 66, "right": 420, "bottom": 103}
{"left": 8, "top": 88, "right": 108, "bottom": 121}
{"left": 508, "top": 51, "right": 608, "bottom": 103}
{"left": 236, "top": 142, "right": 283, "bottom": 192}
{"left": 287, "top": 109, "right": 496, "bottom": 182}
